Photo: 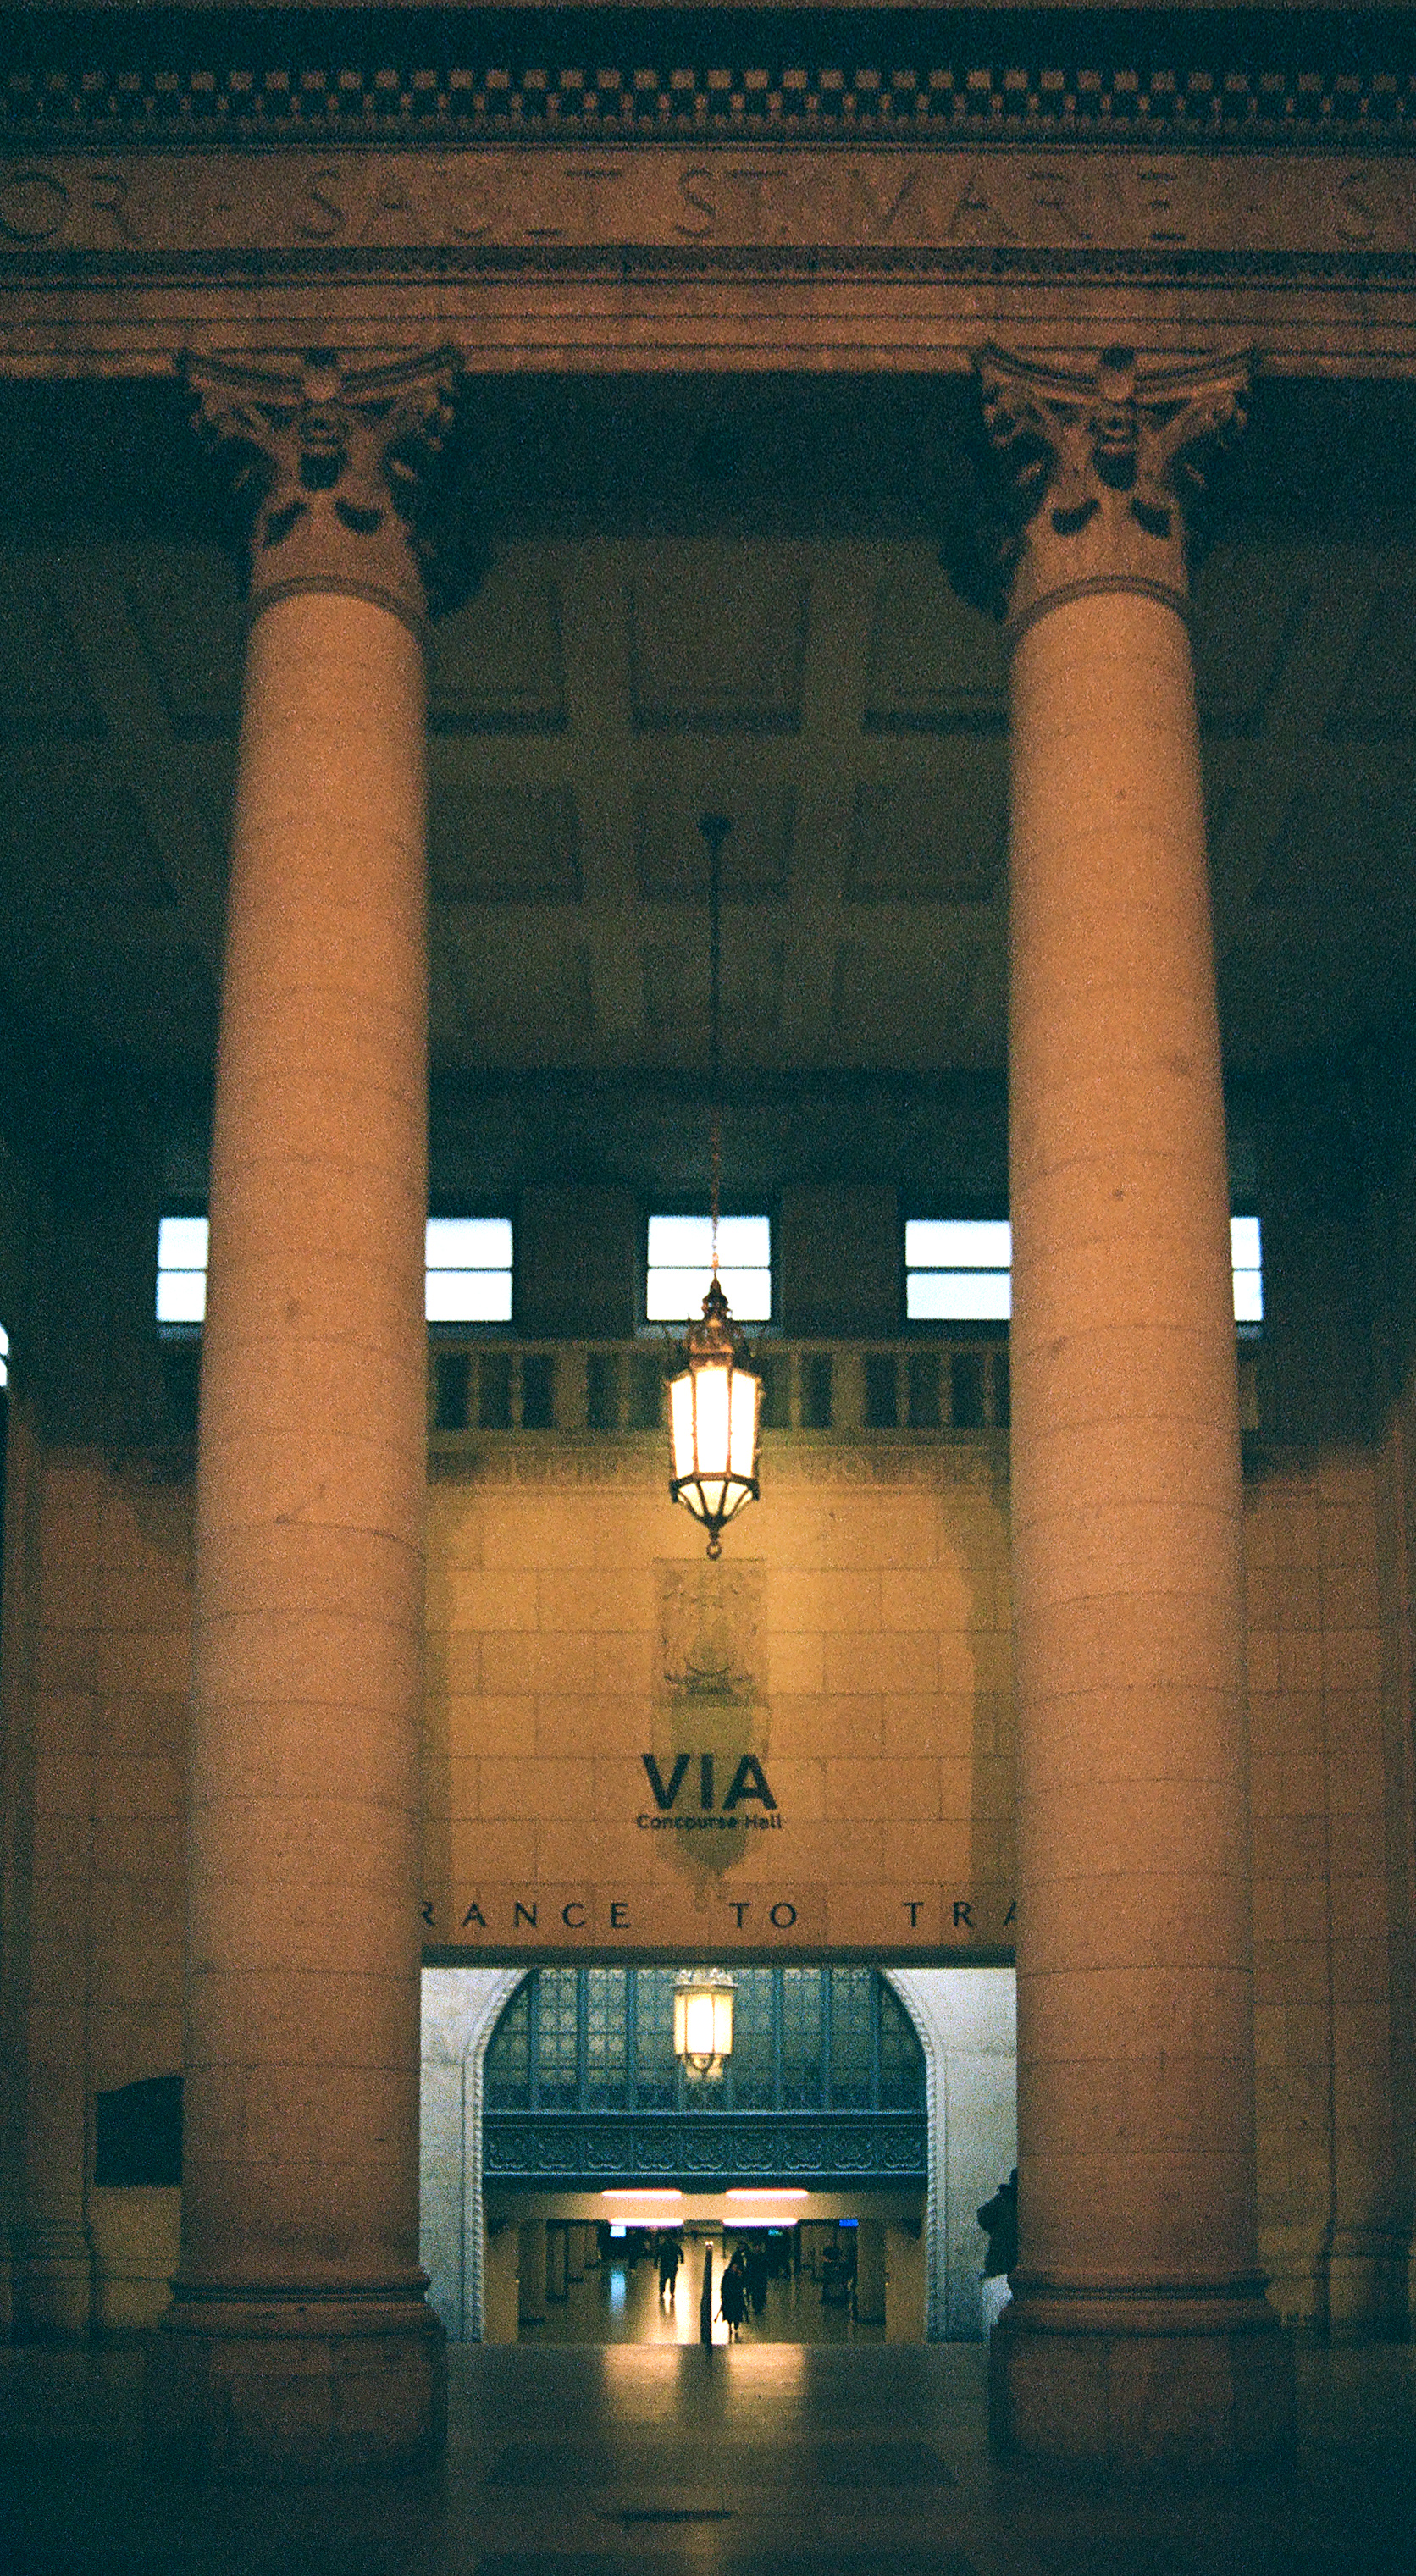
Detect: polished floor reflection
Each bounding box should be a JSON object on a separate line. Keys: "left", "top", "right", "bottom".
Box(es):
{"left": 522, "top": 2237, "right": 888, "bottom": 2347}
{"left": 3, "top": 2338, "right": 1414, "bottom": 2575}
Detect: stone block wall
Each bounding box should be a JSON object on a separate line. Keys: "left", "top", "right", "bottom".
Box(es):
{"left": 1, "top": 1394, "right": 1413, "bottom": 2340}
{"left": 422, "top": 1438, "right": 1015, "bottom": 1958}
{"left": 1243, "top": 1442, "right": 1415, "bottom": 2333}
{"left": 0, "top": 1438, "right": 191, "bottom": 2336}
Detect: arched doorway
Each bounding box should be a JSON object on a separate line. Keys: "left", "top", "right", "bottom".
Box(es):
{"left": 420, "top": 1963, "right": 1015, "bottom": 2342}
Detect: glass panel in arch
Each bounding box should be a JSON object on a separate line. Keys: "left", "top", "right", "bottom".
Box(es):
{"left": 828, "top": 1967, "right": 872, "bottom": 2109}
{"left": 730, "top": 1969, "right": 774, "bottom": 2109}
{"left": 634, "top": 1968, "right": 677, "bottom": 2109}
{"left": 536, "top": 1967, "right": 579, "bottom": 2110}
{"left": 878, "top": 1981, "right": 925, "bottom": 2110}
{"left": 780, "top": 1968, "right": 823, "bottom": 2109}
{"left": 484, "top": 1983, "right": 531, "bottom": 2110}
{"left": 584, "top": 1967, "right": 628, "bottom": 2109}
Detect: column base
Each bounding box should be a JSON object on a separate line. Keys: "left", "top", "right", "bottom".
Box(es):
{"left": 8, "top": 2218, "right": 95, "bottom": 2338}
{"left": 1324, "top": 2226, "right": 1412, "bottom": 2341}
{"left": 989, "top": 2285, "right": 1296, "bottom": 2471}
{"left": 145, "top": 2285, "right": 447, "bottom": 2474}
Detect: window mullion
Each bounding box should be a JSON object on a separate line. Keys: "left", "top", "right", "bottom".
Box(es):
{"left": 577, "top": 1968, "right": 589, "bottom": 2113}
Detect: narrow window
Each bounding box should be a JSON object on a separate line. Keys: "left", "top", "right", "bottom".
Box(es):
{"left": 905, "top": 1219, "right": 1011, "bottom": 1323}
{"left": 156, "top": 1214, "right": 209, "bottom": 1325}
{"left": 645, "top": 1213, "right": 772, "bottom": 1323}
{"left": 425, "top": 1216, "right": 513, "bottom": 1324}
{"left": 1231, "top": 1214, "right": 1264, "bottom": 1332}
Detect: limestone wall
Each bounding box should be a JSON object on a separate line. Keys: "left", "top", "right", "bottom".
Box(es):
{"left": 422, "top": 1437, "right": 1015, "bottom": 1959}
{"left": 0, "top": 1385, "right": 1412, "bottom": 2340}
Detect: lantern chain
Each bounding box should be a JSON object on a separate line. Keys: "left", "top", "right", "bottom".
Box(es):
{"left": 700, "top": 812, "right": 731, "bottom": 1280}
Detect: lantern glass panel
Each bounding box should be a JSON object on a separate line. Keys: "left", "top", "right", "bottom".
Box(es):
{"left": 684, "top": 1989, "right": 716, "bottom": 2059}
{"left": 669, "top": 1370, "right": 695, "bottom": 1482}
{"left": 729, "top": 1368, "right": 759, "bottom": 1475}
{"left": 695, "top": 1361, "right": 732, "bottom": 1474}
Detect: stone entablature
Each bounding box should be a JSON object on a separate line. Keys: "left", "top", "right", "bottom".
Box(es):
{"left": 2, "top": 145, "right": 1414, "bottom": 263}
{"left": 3, "top": 13, "right": 1415, "bottom": 147}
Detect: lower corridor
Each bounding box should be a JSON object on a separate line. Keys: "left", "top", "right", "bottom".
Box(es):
{"left": 2, "top": 2337, "right": 1413, "bottom": 2576}
{"left": 522, "top": 2235, "right": 887, "bottom": 2347}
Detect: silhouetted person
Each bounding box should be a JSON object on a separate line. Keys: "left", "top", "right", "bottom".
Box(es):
{"left": 820, "top": 2245, "right": 850, "bottom": 2308}
{"left": 977, "top": 2168, "right": 1018, "bottom": 2278}
{"left": 657, "top": 2230, "right": 683, "bottom": 2304}
{"left": 744, "top": 2236, "right": 769, "bottom": 2319}
{"left": 718, "top": 2248, "right": 748, "bottom": 2340}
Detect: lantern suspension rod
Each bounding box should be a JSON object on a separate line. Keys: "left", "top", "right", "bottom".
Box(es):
{"left": 700, "top": 811, "right": 732, "bottom": 1277}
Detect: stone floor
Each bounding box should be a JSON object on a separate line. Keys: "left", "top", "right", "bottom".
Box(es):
{"left": 2, "top": 2334, "right": 1414, "bottom": 2576}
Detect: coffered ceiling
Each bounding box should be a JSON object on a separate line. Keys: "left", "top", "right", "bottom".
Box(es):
{"left": 0, "top": 379, "right": 1413, "bottom": 1097}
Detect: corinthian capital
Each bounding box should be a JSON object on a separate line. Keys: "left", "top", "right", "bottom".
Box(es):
{"left": 948, "top": 344, "right": 1248, "bottom": 632}
{"left": 186, "top": 345, "right": 478, "bottom": 633}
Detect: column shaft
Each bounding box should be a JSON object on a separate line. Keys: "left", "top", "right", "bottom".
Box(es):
{"left": 969, "top": 345, "right": 1294, "bottom": 2468}
{"left": 1009, "top": 589, "right": 1256, "bottom": 2300}
{"left": 151, "top": 583, "right": 442, "bottom": 2468}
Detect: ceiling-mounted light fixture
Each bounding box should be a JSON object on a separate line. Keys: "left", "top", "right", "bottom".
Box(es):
{"left": 673, "top": 1965, "right": 735, "bottom": 2083}
{"left": 666, "top": 814, "right": 762, "bottom": 1558}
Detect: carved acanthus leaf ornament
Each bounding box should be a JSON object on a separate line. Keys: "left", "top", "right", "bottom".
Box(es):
{"left": 946, "top": 344, "right": 1249, "bottom": 629}
{"left": 186, "top": 345, "right": 480, "bottom": 629}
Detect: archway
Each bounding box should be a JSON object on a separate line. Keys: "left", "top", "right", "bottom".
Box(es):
{"left": 420, "top": 1963, "right": 1014, "bottom": 2343}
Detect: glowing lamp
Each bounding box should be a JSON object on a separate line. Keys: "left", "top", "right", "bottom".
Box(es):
{"left": 667, "top": 1276, "right": 761, "bottom": 1559}
{"left": 673, "top": 1967, "right": 735, "bottom": 2081}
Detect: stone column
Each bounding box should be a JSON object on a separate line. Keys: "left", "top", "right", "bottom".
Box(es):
{"left": 147, "top": 351, "right": 463, "bottom": 2472}
{"left": 960, "top": 347, "right": 1293, "bottom": 2467}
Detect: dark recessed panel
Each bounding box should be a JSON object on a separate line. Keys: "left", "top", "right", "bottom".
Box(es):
{"left": 864, "top": 573, "right": 1007, "bottom": 735}
{"left": 1192, "top": 551, "right": 1308, "bottom": 739}
{"left": 1, "top": 749, "right": 173, "bottom": 908}
{"left": 641, "top": 940, "right": 683, "bottom": 1036}
{"left": 636, "top": 771, "right": 793, "bottom": 900}
{"left": 644, "top": 934, "right": 784, "bottom": 1045}
{"left": 122, "top": 544, "right": 245, "bottom": 741}
{"left": 450, "top": 931, "right": 595, "bottom": 1058}
{"left": 0, "top": 572, "right": 104, "bottom": 744}
{"left": 1325, "top": 590, "right": 1416, "bottom": 742}
{"left": 832, "top": 938, "right": 974, "bottom": 1062}
{"left": 430, "top": 776, "right": 581, "bottom": 903}
{"left": 32, "top": 926, "right": 217, "bottom": 1066}
{"left": 628, "top": 568, "right": 808, "bottom": 733}
{"left": 1256, "top": 753, "right": 1416, "bottom": 910}
{"left": 430, "top": 570, "right": 567, "bottom": 732}
{"left": 846, "top": 771, "right": 1004, "bottom": 904}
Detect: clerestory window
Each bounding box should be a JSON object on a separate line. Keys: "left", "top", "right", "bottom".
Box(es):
{"left": 905, "top": 1213, "right": 1264, "bottom": 1330}
{"left": 425, "top": 1216, "right": 513, "bottom": 1324}
{"left": 483, "top": 1965, "right": 923, "bottom": 2115}
{"left": 645, "top": 1213, "right": 772, "bottom": 1324}
{"left": 157, "top": 1211, "right": 516, "bottom": 1328}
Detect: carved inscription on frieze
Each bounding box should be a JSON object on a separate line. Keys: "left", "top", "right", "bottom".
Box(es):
{"left": 1, "top": 150, "right": 1413, "bottom": 259}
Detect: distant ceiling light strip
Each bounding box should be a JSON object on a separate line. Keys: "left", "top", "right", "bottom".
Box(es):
{"left": 601, "top": 2188, "right": 683, "bottom": 2201}
{"left": 725, "top": 2188, "right": 810, "bottom": 2201}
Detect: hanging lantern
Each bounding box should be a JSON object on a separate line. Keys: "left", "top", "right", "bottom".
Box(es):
{"left": 673, "top": 1966, "right": 735, "bottom": 2082}
{"left": 667, "top": 1276, "right": 761, "bottom": 1559}
{"left": 664, "top": 811, "right": 762, "bottom": 1558}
